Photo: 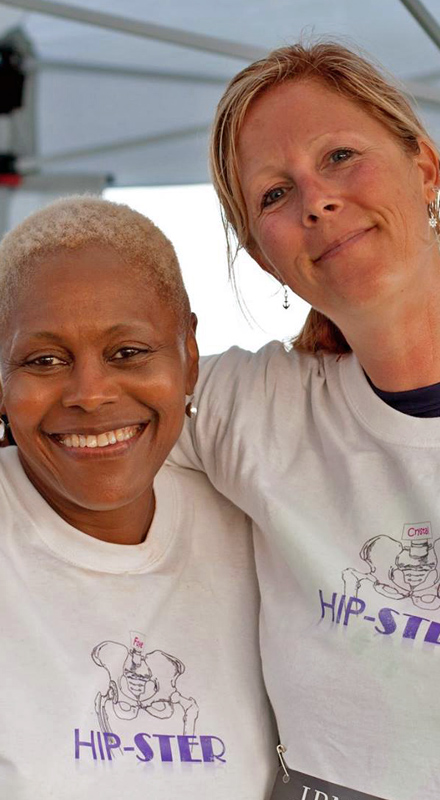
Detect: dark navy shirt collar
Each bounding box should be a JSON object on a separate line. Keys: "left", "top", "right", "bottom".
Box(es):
{"left": 366, "top": 374, "right": 440, "bottom": 418}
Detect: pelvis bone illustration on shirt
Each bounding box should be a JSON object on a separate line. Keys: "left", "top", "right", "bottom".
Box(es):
{"left": 92, "top": 631, "right": 199, "bottom": 739}
{"left": 343, "top": 521, "right": 440, "bottom": 610}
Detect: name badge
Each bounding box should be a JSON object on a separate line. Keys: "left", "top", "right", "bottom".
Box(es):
{"left": 271, "top": 764, "right": 388, "bottom": 800}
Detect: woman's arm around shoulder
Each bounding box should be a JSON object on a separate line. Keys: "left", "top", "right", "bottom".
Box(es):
{"left": 168, "top": 340, "right": 303, "bottom": 489}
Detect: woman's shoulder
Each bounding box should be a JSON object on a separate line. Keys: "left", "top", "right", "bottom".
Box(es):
{"left": 198, "top": 340, "right": 296, "bottom": 386}
{"left": 196, "top": 340, "right": 340, "bottom": 398}
{"left": 155, "top": 463, "right": 252, "bottom": 552}
{"left": 159, "top": 461, "right": 249, "bottom": 520}
{"left": 0, "top": 448, "right": 28, "bottom": 533}
{"left": 0, "top": 447, "right": 22, "bottom": 487}
{"left": 200, "top": 340, "right": 295, "bottom": 369}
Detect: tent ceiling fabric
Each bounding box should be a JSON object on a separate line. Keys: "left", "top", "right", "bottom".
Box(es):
{"left": 1, "top": 0, "right": 440, "bottom": 195}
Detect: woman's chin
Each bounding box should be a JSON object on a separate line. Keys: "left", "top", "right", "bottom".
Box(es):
{"left": 19, "top": 445, "right": 156, "bottom": 519}
{"left": 49, "top": 477, "right": 152, "bottom": 516}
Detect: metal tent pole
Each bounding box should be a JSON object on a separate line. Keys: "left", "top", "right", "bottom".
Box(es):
{"left": 0, "top": 0, "right": 266, "bottom": 60}
{"left": 30, "top": 58, "right": 229, "bottom": 85}
{"left": 19, "top": 124, "right": 210, "bottom": 172}
{"left": 399, "top": 0, "right": 440, "bottom": 51}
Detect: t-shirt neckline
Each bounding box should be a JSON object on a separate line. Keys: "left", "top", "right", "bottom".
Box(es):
{"left": 3, "top": 448, "right": 177, "bottom": 573}
{"left": 340, "top": 354, "right": 440, "bottom": 446}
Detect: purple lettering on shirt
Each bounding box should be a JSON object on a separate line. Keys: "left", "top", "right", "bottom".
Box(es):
{"left": 200, "top": 735, "right": 226, "bottom": 763}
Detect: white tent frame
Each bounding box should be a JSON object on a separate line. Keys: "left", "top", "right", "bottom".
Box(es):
{"left": 0, "top": 0, "right": 439, "bottom": 233}
{"left": 2, "top": 0, "right": 440, "bottom": 166}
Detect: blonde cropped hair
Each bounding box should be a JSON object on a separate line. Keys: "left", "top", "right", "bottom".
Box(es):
{"left": 211, "top": 41, "right": 437, "bottom": 355}
{"left": 0, "top": 195, "right": 190, "bottom": 331}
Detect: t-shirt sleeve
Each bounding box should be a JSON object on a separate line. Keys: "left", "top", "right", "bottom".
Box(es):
{"left": 168, "top": 344, "right": 285, "bottom": 504}
{"left": 168, "top": 349, "right": 253, "bottom": 473}
{"left": 168, "top": 353, "right": 228, "bottom": 473}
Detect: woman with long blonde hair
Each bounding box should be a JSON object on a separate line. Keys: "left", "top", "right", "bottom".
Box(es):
{"left": 176, "top": 42, "right": 440, "bottom": 800}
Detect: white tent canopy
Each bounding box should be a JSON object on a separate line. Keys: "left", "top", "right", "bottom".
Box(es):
{"left": 0, "top": 0, "right": 440, "bottom": 230}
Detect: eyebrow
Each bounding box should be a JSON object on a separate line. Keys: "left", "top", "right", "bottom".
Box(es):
{"left": 244, "top": 129, "right": 368, "bottom": 182}
{"left": 22, "top": 331, "right": 66, "bottom": 343}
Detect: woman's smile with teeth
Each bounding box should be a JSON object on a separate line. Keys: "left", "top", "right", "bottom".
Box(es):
{"left": 54, "top": 424, "right": 143, "bottom": 449}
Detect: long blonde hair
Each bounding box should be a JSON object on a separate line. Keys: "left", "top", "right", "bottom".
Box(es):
{"left": 211, "top": 42, "right": 435, "bottom": 354}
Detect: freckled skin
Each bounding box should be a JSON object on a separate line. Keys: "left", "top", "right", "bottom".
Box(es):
{"left": 0, "top": 244, "right": 198, "bottom": 544}
{"left": 237, "top": 79, "right": 439, "bottom": 325}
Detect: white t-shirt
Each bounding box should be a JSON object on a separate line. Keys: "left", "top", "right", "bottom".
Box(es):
{"left": 172, "top": 342, "right": 440, "bottom": 800}
{"left": 0, "top": 448, "right": 277, "bottom": 799}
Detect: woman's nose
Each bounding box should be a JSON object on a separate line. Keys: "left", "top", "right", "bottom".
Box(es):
{"left": 61, "top": 362, "right": 119, "bottom": 412}
{"left": 300, "top": 178, "right": 343, "bottom": 226}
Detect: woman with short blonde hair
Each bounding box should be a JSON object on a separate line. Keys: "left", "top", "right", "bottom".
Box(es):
{"left": 0, "top": 195, "right": 277, "bottom": 799}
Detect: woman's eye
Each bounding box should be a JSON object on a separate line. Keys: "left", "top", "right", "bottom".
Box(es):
{"left": 262, "top": 187, "right": 285, "bottom": 208}
{"left": 329, "top": 148, "right": 355, "bottom": 164}
{"left": 26, "top": 355, "right": 66, "bottom": 367}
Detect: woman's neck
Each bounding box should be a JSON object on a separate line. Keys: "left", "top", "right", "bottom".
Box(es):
{"left": 339, "top": 274, "right": 440, "bottom": 392}
{"left": 56, "top": 492, "right": 156, "bottom": 545}
{"left": 20, "top": 452, "right": 156, "bottom": 545}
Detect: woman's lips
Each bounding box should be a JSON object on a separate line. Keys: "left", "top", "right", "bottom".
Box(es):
{"left": 55, "top": 424, "right": 143, "bottom": 449}
{"left": 314, "top": 227, "right": 375, "bottom": 263}
{"left": 47, "top": 423, "right": 148, "bottom": 457}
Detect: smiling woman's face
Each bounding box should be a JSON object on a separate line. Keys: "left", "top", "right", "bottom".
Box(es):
{"left": 0, "top": 244, "right": 198, "bottom": 517}
{"left": 237, "top": 79, "right": 438, "bottom": 322}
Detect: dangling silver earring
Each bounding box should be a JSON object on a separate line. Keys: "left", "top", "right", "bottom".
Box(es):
{"left": 282, "top": 284, "right": 290, "bottom": 310}
{"left": 428, "top": 187, "right": 440, "bottom": 230}
{"left": 185, "top": 396, "right": 197, "bottom": 419}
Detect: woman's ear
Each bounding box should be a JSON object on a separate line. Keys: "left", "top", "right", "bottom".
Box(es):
{"left": 416, "top": 139, "right": 440, "bottom": 202}
{"left": 185, "top": 312, "right": 199, "bottom": 395}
